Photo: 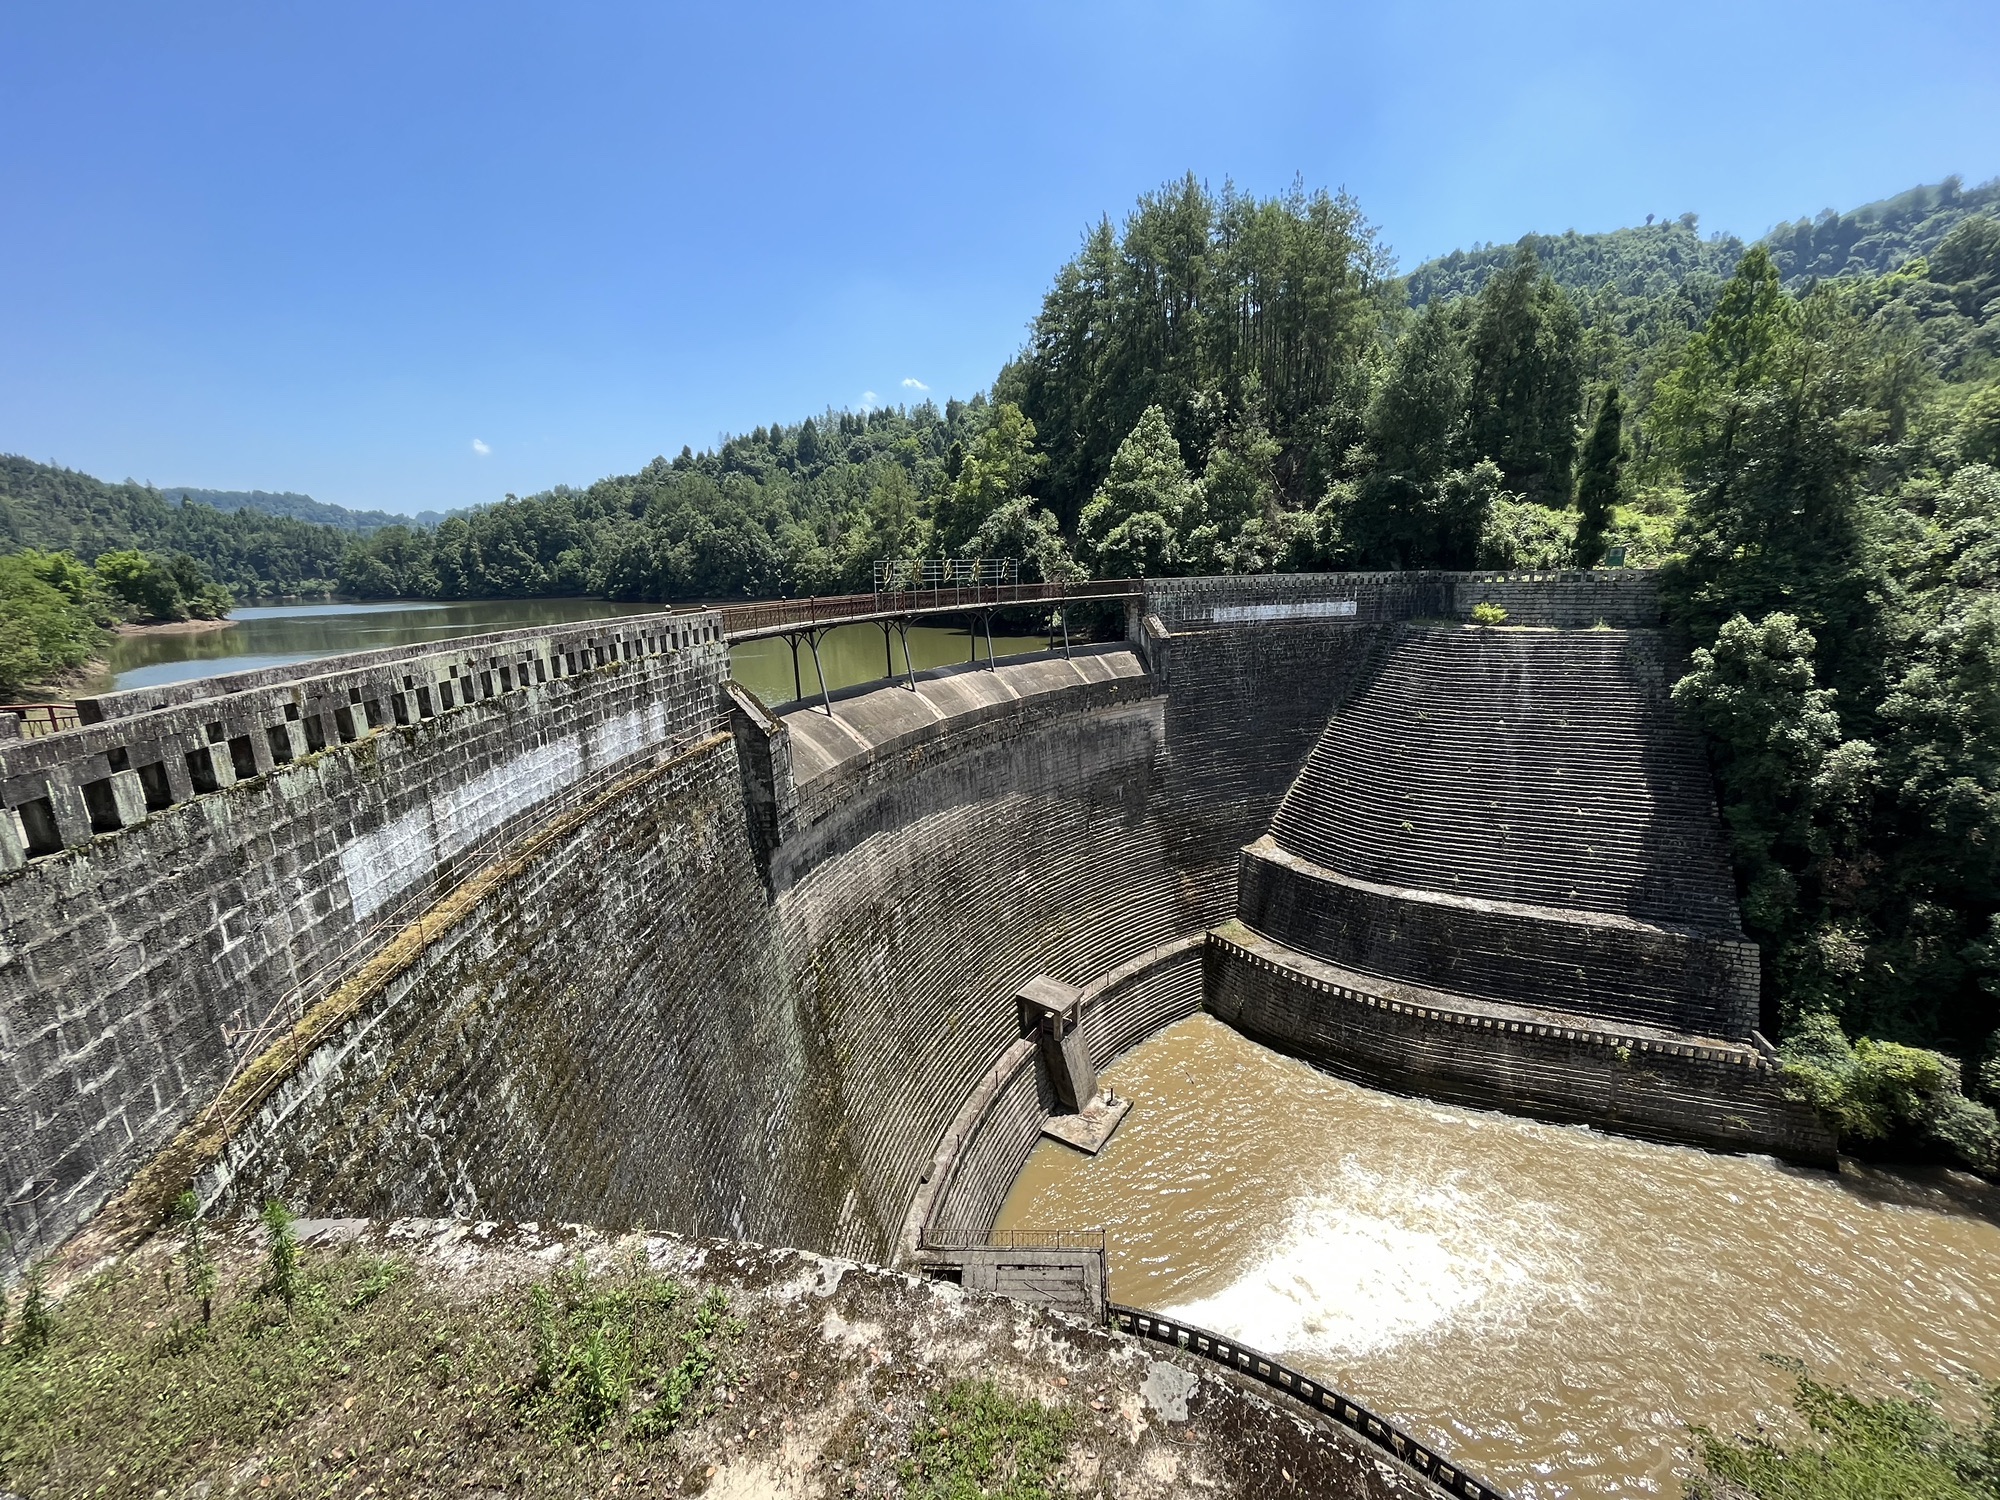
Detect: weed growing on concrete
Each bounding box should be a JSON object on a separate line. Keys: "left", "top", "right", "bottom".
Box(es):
{"left": 525, "top": 1261, "right": 735, "bottom": 1443}
{"left": 1471, "top": 602, "right": 1509, "bottom": 627}
{"left": 10, "top": 1262, "right": 52, "bottom": 1358}
{"left": 170, "top": 1190, "right": 217, "bottom": 1326}
{"left": 348, "top": 1253, "right": 406, "bottom": 1309}
{"left": 258, "top": 1200, "right": 301, "bottom": 1305}
{"left": 901, "top": 1378, "right": 1075, "bottom": 1500}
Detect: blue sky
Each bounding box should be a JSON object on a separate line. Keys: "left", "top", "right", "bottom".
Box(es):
{"left": 4, "top": 1, "right": 1996, "bottom": 516}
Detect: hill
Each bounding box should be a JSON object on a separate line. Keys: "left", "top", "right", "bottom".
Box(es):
{"left": 0, "top": 455, "right": 350, "bottom": 597}
{"left": 159, "top": 487, "right": 444, "bottom": 532}
{"left": 1407, "top": 175, "right": 2000, "bottom": 308}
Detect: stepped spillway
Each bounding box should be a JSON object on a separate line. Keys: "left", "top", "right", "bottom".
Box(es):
{"left": 1242, "top": 624, "right": 1759, "bottom": 1040}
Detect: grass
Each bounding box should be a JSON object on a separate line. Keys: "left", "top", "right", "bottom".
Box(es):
{"left": 0, "top": 1235, "right": 743, "bottom": 1498}
{"left": 900, "top": 1379, "right": 1075, "bottom": 1500}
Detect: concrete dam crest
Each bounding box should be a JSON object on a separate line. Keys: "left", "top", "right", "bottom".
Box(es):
{"left": 0, "top": 570, "right": 1832, "bottom": 1285}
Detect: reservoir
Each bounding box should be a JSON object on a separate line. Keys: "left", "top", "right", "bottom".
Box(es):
{"left": 997, "top": 1014, "right": 2000, "bottom": 1498}
{"left": 95, "top": 597, "right": 1047, "bottom": 704}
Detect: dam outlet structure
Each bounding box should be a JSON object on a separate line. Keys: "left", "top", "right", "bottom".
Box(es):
{"left": 0, "top": 570, "right": 1833, "bottom": 1485}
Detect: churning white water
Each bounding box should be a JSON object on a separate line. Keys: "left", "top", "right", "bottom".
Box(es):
{"left": 996, "top": 1013, "right": 2000, "bottom": 1498}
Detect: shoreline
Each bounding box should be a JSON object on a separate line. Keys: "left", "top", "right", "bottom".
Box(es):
{"left": 116, "top": 616, "right": 235, "bottom": 638}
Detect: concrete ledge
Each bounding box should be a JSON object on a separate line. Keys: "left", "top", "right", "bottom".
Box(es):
{"left": 1205, "top": 922, "right": 1836, "bottom": 1165}
{"left": 1237, "top": 836, "right": 1761, "bottom": 1037}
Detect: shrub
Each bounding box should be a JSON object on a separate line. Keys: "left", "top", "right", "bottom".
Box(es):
{"left": 1687, "top": 1365, "right": 2000, "bottom": 1499}
{"left": 1470, "top": 602, "right": 1509, "bottom": 627}
{"left": 902, "top": 1379, "right": 1075, "bottom": 1500}
{"left": 1781, "top": 1012, "right": 2000, "bottom": 1171}
{"left": 172, "top": 1189, "right": 217, "bottom": 1325}
{"left": 12, "top": 1262, "right": 53, "bottom": 1358}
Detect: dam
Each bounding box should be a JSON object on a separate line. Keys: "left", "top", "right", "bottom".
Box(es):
{"left": 10, "top": 567, "right": 1977, "bottom": 1495}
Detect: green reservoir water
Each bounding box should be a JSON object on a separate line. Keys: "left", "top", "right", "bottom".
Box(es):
{"left": 98, "top": 598, "right": 1048, "bottom": 706}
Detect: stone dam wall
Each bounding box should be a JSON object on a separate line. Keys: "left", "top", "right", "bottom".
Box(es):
{"left": 3, "top": 569, "right": 1832, "bottom": 1278}
{"left": 2, "top": 612, "right": 725, "bottom": 1272}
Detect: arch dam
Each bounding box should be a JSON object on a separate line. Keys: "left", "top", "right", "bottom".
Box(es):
{"left": 0, "top": 570, "right": 1834, "bottom": 1290}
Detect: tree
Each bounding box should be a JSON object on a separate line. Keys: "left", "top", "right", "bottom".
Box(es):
{"left": 1076, "top": 406, "right": 1198, "bottom": 578}
{"left": 1463, "top": 246, "right": 1585, "bottom": 504}
{"left": 92, "top": 549, "right": 187, "bottom": 622}
{"left": 933, "top": 403, "right": 1045, "bottom": 556}
{"left": 1573, "top": 384, "right": 1625, "bottom": 566}
{"left": 1657, "top": 250, "right": 1881, "bottom": 709}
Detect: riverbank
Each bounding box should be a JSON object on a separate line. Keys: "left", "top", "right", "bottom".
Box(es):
{"left": 0, "top": 1218, "right": 1433, "bottom": 1500}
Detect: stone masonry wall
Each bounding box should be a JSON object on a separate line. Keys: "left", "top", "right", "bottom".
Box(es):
{"left": 1206, "top": 923, "right": 1834, "bottom": 1163}
{"left": 1, "top": 612, "right": 725, "bottom": 1274}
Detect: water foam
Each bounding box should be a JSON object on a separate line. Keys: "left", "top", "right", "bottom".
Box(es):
{"left": 1162, "top": 1158, "right": 1564, "bottom": 1362}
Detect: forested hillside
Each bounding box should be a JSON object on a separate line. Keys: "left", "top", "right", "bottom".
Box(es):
{"left": 160, "top": 487, "right": 442, "bottom": 532}
{"left": 0, "top": 457, "right": 349, "bottom": 596}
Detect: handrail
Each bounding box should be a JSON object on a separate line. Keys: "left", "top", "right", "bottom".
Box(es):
{"left": 0, "top": 702, "right": 82, "bottom": 738}
{"left": 1107, "top": 1304, "right": 1515, "bottom": 1500}
{"left": 717, "top": 579, "right": 1141, "bottom": 642}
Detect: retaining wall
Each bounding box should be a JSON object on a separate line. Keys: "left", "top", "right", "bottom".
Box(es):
{"left": 1206, "top": 923, "right": 1833, "bottom": 1163}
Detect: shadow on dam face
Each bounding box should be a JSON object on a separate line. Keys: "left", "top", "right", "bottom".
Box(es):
{"left": 8, "top": 566, "right": 1779, "bottom": 1288}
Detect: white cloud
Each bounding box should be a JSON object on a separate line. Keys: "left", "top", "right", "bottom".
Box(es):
{"left": 471, "top": 438, "right": 491, "bottom": 456}
{"left": 901, "top": 377, "right": 929, "bottom": 391}
{"left": 860, "top": 391, "right": 880, "bottom": 410}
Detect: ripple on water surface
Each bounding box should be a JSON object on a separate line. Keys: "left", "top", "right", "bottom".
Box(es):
{"left": 995, "top": 1013, "right": 2000, "bottom": 1498}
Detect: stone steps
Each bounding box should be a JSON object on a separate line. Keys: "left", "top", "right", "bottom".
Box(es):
{"left": 1268, "top": 625, "right": 1740, "bottom": 932}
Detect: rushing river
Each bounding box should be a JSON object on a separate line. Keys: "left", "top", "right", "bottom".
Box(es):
{"left": 95, "top": 598, "right": 1046, "bottom": 704}
{"left": 997, "top": 1014, "right": 2000, "bottom": 1498}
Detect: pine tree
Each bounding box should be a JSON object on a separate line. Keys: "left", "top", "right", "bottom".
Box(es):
{"left": 1573, "top": 384, "right": 1624, "bottom": 567}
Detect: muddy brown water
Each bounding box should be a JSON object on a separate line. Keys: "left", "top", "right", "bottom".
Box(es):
{"left": 996, "top": 1013, "right": 2000, "bottom": 1498}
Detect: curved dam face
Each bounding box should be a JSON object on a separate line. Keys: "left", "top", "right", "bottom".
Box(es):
{"left": 1, "top": 569, "right": 1826, "bottom": 1280}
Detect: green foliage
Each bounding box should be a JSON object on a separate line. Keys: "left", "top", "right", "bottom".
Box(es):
{"left": 1, "top": 454, "right": 348, "bottom": 598}
{"left": 1076, "top": 406, "right": 1199, "bottom": 577}
{"left": 1470, "top": 602, "right": 1509, "bottom": 627}
{"left": 1000, "top": 175, "right": 1394, "bottom": 531}
{"left": 1409, "top": 217, "right": 1747, "bottom": 308}
{"left": 92, "top": 548, "right": 231, "bottom": 623}
{"left": 937, "top": 403, "right": 1046, "bottom": 557}
{"left": 526, "top": 1264, "right": 731, "bottom": 1442}
{"left": 1763, "top": 175, "right": 2000, "bottom": 288}
{"left": 1779, "top": 1013, "right": 1998, "bottom": 1168}
{"left": 0, "top": 549, "right": 108, "bottom": 696}
{"left": 1464, "top": 246, "right": 1586, "bottom": 504}
{"left": 1686, "top": 1365, "right": 2000, "bottom": 1500}
{"left": 171, "top": 1190, "right": 217, "bottom": 1327}
{"left": 160, "top": 487, "right": 440, "bottom": 532}
{"left": 1480, "top": 495, "right": 1579, "bottom": 571}
{"left": 1575, "top": 385, "right": 1626, "bottom": 566}
{"left": 901, "top": 1379, "right": 1076, "bottom": 1500}
{"left": 258, "top": 1201, "right": 301, "bottom": 1306}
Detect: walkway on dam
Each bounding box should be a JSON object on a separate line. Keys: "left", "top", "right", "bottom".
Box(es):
{"left": 716, "top": 578, "right": 1141, "bottom": 643}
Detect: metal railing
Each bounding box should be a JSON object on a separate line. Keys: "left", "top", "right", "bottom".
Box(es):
{"left": 718, "top": 578, "right": 1142, "bottom": 643}
{"left": 1107, "top": 1304, "right": 1515, "bottom": 1500}
{"left": 989, "top": 1227, "right": 1107, "bottom": 1253}
{"left": 873, "top": 557, "right": 1018, "bottom": 590}
{"left": 0, "top": 702, "right": 83, "bottom": 738}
